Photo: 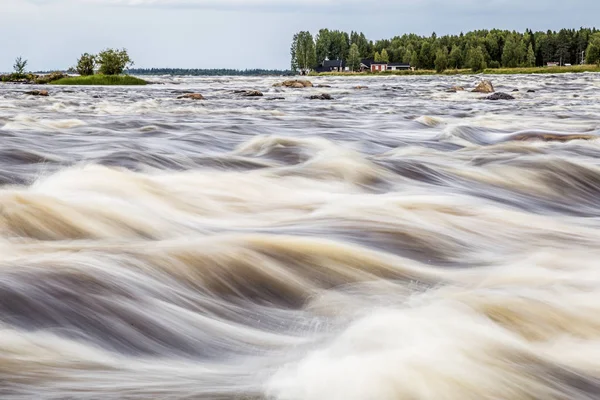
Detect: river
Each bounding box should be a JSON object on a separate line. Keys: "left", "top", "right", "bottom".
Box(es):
{"left": 1, "top": 73, "right": 600, "bottom": 399}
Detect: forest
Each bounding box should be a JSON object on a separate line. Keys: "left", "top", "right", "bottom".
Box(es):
{"left": 291, "top": 28, "right": 600, "bottom": 72}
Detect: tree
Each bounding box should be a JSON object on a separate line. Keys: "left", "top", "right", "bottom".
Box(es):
{"left": 380, "top": 48, "right": 390, "bottom": 63}
{"left": 434, "top": 47, "right": 449, "bottom": 72}
{"left": 13, "top": 56, "right": 27, "bottom": 77}
{"left": 410, "top": 51, "right": 419, "bottom": 69}
{"left": 502, "top": 35, "right": 524, "bottom": 68}
{"left": 97, "top": 48, "right": 133, "bottom": 75}
{"left": 290, "top": 34, "right": 299, "bottom": 72}
{"left": 76, "top": 53, "right": 96, "bottom": 76}
{"left": 315, "top": 29, "right": 330, "bottom": 65}
{"left": 586, "top": 34, "right": 600, "bottom": 66}
{"left": 348, "top": 43, "right": 361, "bottom": 71}
{"left": 449, "top": 45, "right": 463, "bottom": 69}
{"left": 526, "top": 44, "right": 536, "bottom": 67}
{"left": 467, "top": 46, "right": 487, "bottom": 72}
{"left": 291, "top": 31, "right": 316, "bottom": 73}
{"left": 374, "top": 51, "right": 381, "bottom": 62}
{"left": 418, "top": 42, "right": 433, "bottom": 69}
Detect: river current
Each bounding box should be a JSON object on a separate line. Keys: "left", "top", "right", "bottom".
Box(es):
{"left": 1, "top": 73, "right": 600, "bottom": 399}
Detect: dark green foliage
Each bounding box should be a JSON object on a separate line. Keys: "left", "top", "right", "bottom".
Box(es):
{"left": 291, "top": 27, "right": 600, "bottom": 70}
{"left": 97, "top": 48, "right": 133, "bottom": 75}
{"left": 13, "top": 57, "right": 27, "bottom": 78}
{"left": 434, "top": 47, "right": 449, "bottom": 72}
{"left": 50, "top": 75, "right": 147, "bottom": 85}
{"left": 467, "top": 47, "right": 487, "bottom": 72}
{"left": 76, "top": 53, "right": 96, "bottom": 76}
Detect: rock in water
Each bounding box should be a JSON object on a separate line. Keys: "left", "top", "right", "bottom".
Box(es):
{"left": 355, "top": 85, "right": 369, "bottom": 89}
{"left": 472, "top": 80, "right": 494, "bottom": 93}
{"left": 273, "top": 80, "right": 313, "bottom": 88}
{"left": 447, "top": 86, "right": 465, "bottom": 93}
{"left": 309, "top": 93, "right": 333, "bottom": 100}
{"left": 236, "top": 90, "right": 263, "bottom": 97}
{"left": 485, "top": 92, "right": 515, "bottom": 101}
{"left": 512, "top": 89, "right": 520, "bottom": 92}
{"left": 25, "top": 90, "right": 49, "bottom": 96}
{"left": 177, "top": 93, "right": 204, "bottom": 100}
{"left": 527, "top": 89, "right": 536, "bottom": 93}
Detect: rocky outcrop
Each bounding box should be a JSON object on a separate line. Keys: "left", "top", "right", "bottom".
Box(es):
{"left": 485, "top": 92, "right": 515, "bottom": 100}
{"left": 309, "top": 93, "right": 333, "bottom": 100}
{"left": 472, "top": 80, "right": 494, "bottom": 93}
{"left": 25, "top": 90, "right": 49, "bottom": 96}
{"left": 1, "top": 72, "right": 67, "bottom": 84}
{"left": 235, "top": 90, "right": 263, "bottom": 97}
{"left": 177, "top": 93, "right": 204, "bottom": 100}
{"left": 35, "top": 72, "right": 68, "bottom": 84}
{"left": 273, "top": 80, "right": 313, "bottom": 88}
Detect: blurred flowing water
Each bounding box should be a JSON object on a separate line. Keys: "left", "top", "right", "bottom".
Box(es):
{"left": 1, "top": 73, "right": 600, "bottom": 399}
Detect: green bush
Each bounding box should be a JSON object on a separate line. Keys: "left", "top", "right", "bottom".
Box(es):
{"left": 76, "top": 53, "right": 96, "bottom": 76}
{"left": 97, "top": 48, "right": 133, "bottom": 75}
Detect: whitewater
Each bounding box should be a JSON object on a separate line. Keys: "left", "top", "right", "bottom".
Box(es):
{"left": 1, "top": 73, "right": 600, "bottom": 399}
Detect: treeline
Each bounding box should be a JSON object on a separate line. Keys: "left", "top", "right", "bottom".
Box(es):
{"left": 291, "top": 28, "right": 600, "bottom": 72}
{"left": 127, "top": 68, "right": 293, "bottom": 76}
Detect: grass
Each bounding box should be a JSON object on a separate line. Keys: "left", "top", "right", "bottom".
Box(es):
{"left": 50, "top": 75, "right": 148, "bottom": 85}
{"left": 312, "top": 64, "right": 600, "bottom": 77}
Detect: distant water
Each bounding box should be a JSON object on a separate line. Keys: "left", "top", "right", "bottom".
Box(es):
{"left": 1, "top": 73, "right": 600, "bottom": 399}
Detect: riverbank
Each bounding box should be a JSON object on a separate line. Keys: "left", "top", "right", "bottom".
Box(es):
{"left": 50, "top": 75, "right": 148, "bottom": 85}
{"left": 311, "top": 64, "right": 600, "bottom": 77}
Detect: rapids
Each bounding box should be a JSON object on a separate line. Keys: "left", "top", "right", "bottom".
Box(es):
{"left": 1, "top": 73, "right": 600, "bottom": 399}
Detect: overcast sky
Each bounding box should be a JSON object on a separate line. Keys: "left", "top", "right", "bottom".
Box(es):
{"left": 1, "top": 0, "right": 599, "bottom": 72}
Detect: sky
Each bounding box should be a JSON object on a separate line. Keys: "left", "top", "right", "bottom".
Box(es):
{"left": 1, "top": 0, "right": 599, "bottom": 72}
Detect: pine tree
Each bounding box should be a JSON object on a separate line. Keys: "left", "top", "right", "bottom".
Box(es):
{"left": 526, "top": 44, "right": 536, "bottom": 67}
{"left": 380, "top": 49, "right": 390, "bottom": 63}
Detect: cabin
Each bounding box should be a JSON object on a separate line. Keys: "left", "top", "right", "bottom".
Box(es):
{"left": 387, "top": 63, "right": 412, "bottom": 71}
{"left": 315, "top": 60, "right": 347, "bottom": 73}
{"left": 371, "top": 62, "right": 388, "bottom": 72}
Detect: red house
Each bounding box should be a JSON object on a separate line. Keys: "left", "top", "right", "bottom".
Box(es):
{"left": 371, "top": 63, "right": 388, "bottom": 72}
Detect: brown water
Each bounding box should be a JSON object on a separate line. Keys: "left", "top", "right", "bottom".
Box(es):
{"left": 1, "top": 74, "right": 600, "bottom": 399}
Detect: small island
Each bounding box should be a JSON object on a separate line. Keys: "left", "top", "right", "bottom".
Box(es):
{"left": 1, "top": 49, "right": 147, "bottom": 86}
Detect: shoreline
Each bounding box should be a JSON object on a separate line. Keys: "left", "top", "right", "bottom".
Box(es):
{"left": 310, "top": 65, "right": 600, "bottom": 77}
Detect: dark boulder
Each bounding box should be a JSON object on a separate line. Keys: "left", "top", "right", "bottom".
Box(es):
{"left": 485, "top": 92, "right": 515, "bottom": 101}
{"left": 235, "top": 90, "right": 263, "bottom": 97}
{"left": 512, "top": 89, "right": 520, "bottom": 92}
{"left": 309, "top": 93, "right": 333, "bottom": 100}
{"left": 527, "top": 89, "right": 536, "bottom": 93}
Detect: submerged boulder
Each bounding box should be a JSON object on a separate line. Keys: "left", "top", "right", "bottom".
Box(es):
{"left": 446, "top": 86, "right": 465, "bottom": 93}
{"left": 235, "top": 90, "right": 263, "bottom": 97}
{"left": 309, "top": 93, "right": 333, "bottom": 100}
{"left": 354, "top": 85, "right": 369, "bottom": 89}
{"left": 177, "top": 93, "right": 204, "bottom": 100}
{"left": 472, "top": 80, "right": 494, "bottom": 93}
{"left": 484, "top": 92, "right": 515, "bottom": 100}
{"left": 274, "top": 80, "right": 313, "bottom": 88}
{"left": 527, "top": 89, "right": 536, "bottom": 93}
{"left": 25, "top": 90, "right": 49, "bottom": 96}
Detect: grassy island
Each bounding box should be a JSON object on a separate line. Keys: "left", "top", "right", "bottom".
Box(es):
{"left": 50, "top": 75, "right": 148, "bottom": 85}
